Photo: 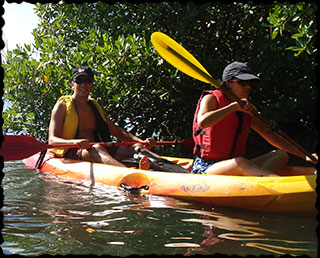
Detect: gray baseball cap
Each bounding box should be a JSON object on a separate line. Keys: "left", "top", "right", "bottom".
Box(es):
{"left": 222, "top": 61, "right": 259, "bottom": 81}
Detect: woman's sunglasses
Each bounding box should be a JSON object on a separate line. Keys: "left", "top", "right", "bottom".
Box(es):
{"left": 229, "top": 79, "right": 256, "bottom": 86}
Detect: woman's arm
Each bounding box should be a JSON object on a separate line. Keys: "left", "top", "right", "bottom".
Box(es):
{"left": 197, "top": 94, "right": 252, "bottom": 129}
{"left": 251, "top": 116, "right": 318, "bottom": 164}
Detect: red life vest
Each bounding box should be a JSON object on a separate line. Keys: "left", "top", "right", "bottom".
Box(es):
{"left": 192, "top": 90, "right": 252, "bottom": 161}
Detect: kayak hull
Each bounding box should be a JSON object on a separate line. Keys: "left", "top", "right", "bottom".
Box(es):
{"left": 23, "top": 153, "right": 317, "bottom": 213}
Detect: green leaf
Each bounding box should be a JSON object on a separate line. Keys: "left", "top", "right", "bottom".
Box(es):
{"left": 291, "top": 33, "right": 303, "bottom": 39}
{"left": 271, "top": 28, "right": 279, "bottom": 39}
{"left": 285, "top": 46, "right": 304, "bottom": 51}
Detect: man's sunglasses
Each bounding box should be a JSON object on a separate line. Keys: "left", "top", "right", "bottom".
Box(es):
{"left": 74, "top": 78, "right": 93, "bottom": 84}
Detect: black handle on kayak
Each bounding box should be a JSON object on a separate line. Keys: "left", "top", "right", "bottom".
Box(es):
{"left": 119, "top": 183, "right": 149, "bottom": 193}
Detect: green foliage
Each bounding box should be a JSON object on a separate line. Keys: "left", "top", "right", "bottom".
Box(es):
{"left": 2, "top": 2, "right": 318, "bottom": 159}
{"left": 266, "top": 2, "right": 317, "bottom": 56}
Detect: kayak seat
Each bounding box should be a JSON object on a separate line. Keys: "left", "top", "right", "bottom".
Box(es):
{"left": 123, "top": 151, "right": 190, "bottom": 173}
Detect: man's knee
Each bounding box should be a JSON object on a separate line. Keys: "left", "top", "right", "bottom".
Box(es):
{"left": 91, "top": 143, "right": 106, "bottom": 152}
{"left": 88, "top": 144, "right": 111, "bottom": 159}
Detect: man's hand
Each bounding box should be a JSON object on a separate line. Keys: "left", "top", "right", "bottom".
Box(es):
{"left": 74, "top": 139, "right": 91, "bottom": 149}
{"left": 144, "top": 138, "right": 156, "bottom": 149}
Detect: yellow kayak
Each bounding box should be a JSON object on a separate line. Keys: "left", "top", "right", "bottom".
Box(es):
{"left": 23, "top": 152, "right": 316, "bottom": 213}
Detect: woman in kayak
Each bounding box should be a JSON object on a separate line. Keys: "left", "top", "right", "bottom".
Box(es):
{"left": 48, "top": 66, "right": 154, "bottom": 169}
{"left": 192, "top": 61, "right": 318, "bottom": 176}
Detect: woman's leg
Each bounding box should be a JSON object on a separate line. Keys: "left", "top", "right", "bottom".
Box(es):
{"left": 205, "top": 157, "right": 279, "bottom": 176}
{"left": 250, "top": 150, "right": 289, "bottom": 173}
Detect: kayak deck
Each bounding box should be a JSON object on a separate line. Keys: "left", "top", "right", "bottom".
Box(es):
{"left": 23, "top": 153, "right": 317, "bottom": 213}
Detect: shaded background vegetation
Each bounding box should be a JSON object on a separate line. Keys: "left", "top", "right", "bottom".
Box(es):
{"left": 2, "top": 2, "right": 318, "bottom": 163}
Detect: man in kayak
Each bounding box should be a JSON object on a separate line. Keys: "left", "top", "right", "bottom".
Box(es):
{"left": 192, "top": 61, "right": 318, "bottom": 176}
{"left": 48, "top": 66, "right": 154, "bottom": 169}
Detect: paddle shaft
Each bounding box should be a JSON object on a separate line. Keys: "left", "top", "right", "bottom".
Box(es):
{"left": 0, "top": 135, "right": 191, "bottom": 161}
{"left": 165, "top": 45, "right": 316, "bottom": 162}
{"left": 29, "top": 140, "right": 189, "bottom": 150}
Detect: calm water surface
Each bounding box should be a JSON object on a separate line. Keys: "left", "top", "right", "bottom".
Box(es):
{"left": 1, "top": 160, "right": 318, "bottom": 256}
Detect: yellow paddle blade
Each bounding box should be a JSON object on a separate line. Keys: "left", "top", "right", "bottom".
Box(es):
{"left": 151, "top": 31, "right": 221, "bottom": 88}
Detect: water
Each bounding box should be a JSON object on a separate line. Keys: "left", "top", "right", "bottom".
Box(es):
{"left": 1, "top": 160, "right": 318, "bottom": 256}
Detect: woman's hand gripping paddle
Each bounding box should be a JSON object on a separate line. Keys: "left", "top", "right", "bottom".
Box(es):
{"left": 151, "top": 31, "right": 316, "bottom": 163}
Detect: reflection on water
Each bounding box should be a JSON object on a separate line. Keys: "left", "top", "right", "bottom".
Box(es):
{"left": 180, "top": 211, "right": 314, "bottom": 256}
{"left": 125, "top": 197, "right": 317, "bottom": 256}
{"left": 2, "top": 161, "right": 318, "bottom": 256}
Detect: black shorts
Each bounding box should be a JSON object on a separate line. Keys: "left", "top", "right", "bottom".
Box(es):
{"left": 63, "top": 146, "right": 120, "bottom": 160}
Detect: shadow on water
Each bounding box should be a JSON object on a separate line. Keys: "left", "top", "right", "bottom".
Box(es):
{"left": 2, "top": 161, "right": 318, "bottom": 256}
